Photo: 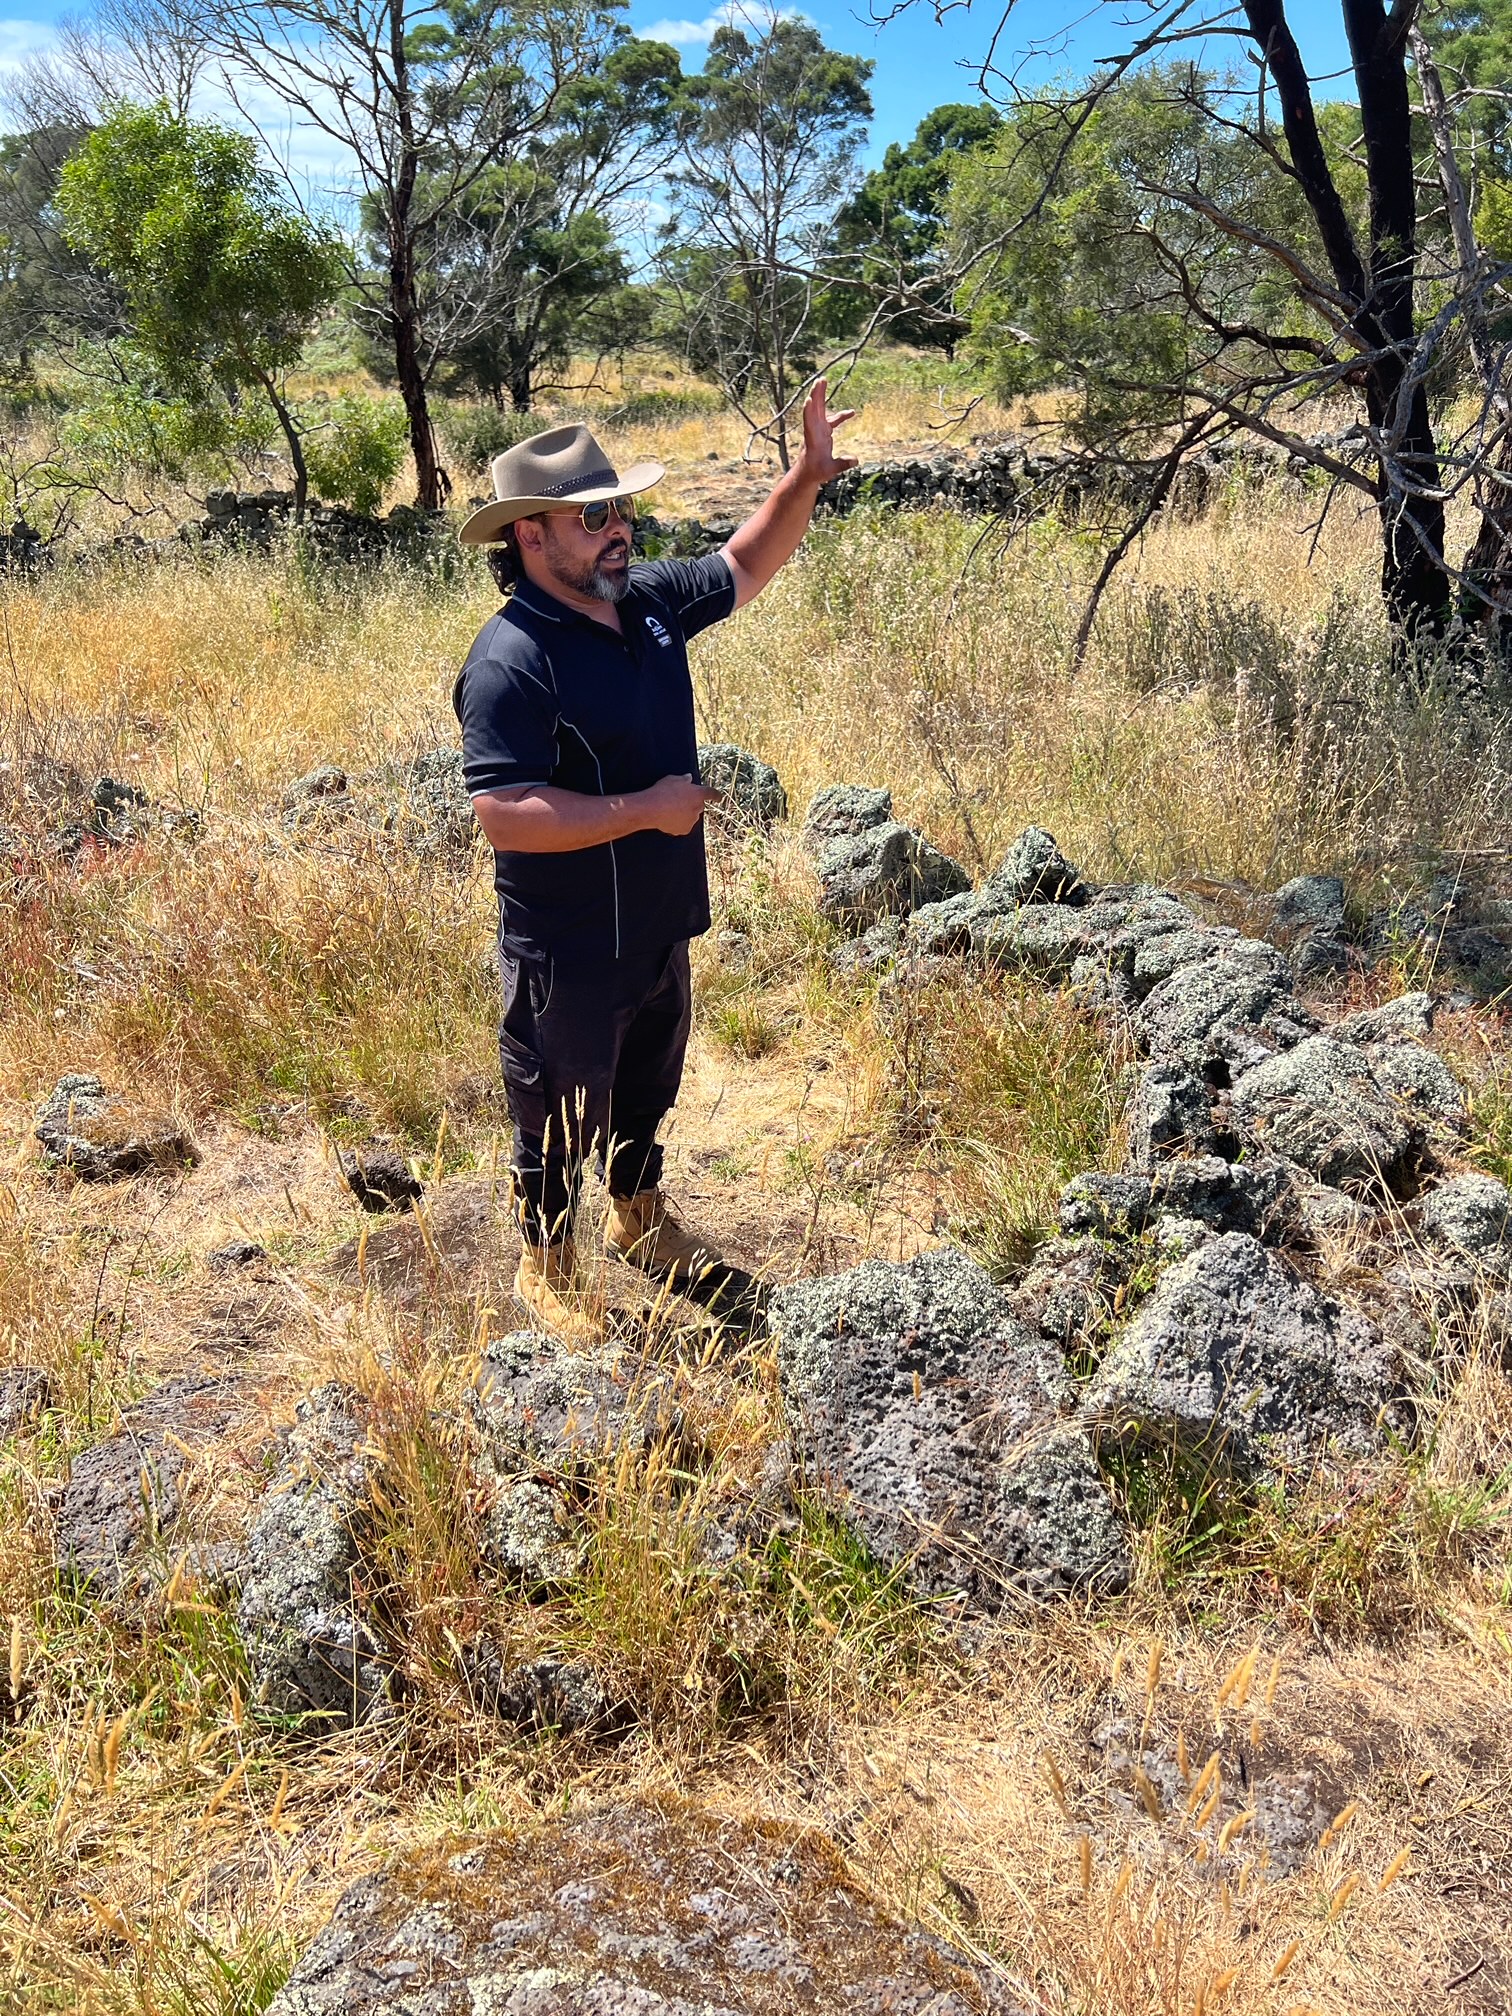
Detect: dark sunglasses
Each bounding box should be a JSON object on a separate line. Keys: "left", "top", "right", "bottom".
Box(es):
{"left": 557, "top": 495, "right": 637, "bottom": 535}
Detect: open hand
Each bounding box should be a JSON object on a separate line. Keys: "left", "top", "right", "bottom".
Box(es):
{"left": 796, "top": 377, "right": 858, "bottom": 486}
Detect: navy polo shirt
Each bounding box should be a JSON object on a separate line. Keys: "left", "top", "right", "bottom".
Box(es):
{"left": 453, "top": 553, "right": 737, "bottom": 967}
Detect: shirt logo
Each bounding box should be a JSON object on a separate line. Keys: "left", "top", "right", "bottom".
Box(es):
{"left": 645, "top": 615, "right": 673, "bottom": 649}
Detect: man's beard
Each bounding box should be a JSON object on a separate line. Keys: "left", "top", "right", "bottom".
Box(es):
{"left": 542, "top": 521, "right": 630, "bottom": 602}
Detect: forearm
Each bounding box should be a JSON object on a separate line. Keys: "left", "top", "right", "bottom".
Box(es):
{"left": 471, "top": 784, "right": 654, "bottom": 854}
{"left": 722, "top": 458, "right": 826, "bottom": 605}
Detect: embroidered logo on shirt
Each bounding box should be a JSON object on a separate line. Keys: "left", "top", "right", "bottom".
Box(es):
{"left": 645, "top": 615, "right": 673, "bottom": 649}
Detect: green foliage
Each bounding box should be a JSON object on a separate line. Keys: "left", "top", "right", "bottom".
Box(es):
{"left": 58, "top": 353, "right": 276, "bottom": 482}
{"left": 434, "top": 399, "right": 543, "bottom": 475}
{"left": 0, "top": 123, "right": 115, "bottom": 374}
{"left": 300, "top": 393, "right": 409, "bottom": 515}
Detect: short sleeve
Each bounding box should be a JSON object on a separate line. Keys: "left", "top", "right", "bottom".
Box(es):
{"left": 632, "top": 553, "right": 736, "bottom": 642}
{"left": 454, "top": 635, "right": 559, "bottom": 797}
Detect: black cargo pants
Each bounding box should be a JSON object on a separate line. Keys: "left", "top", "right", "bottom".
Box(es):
{"left": 497, "top": 939, "right": 692, "bottom": 1246}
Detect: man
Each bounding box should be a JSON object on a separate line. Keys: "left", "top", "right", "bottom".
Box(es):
{"left": 455, "top": 381, "right": 856, "bottom": 1339}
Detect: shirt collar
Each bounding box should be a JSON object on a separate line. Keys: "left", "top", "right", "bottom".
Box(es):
{"left": 511, "top": 574, "right": 634, "bottom": 630}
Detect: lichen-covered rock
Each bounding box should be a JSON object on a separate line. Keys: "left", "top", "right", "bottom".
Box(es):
{"left": 268, "top": 1794, "right": 1020, "bottom": 2015}
{"left": 813, "top": 821, "right": 970, "bottom": 933}
{"left": 460, "top": 1637, "right": 616, "bottom": 1734}
{"left": 1366, "top": 1039, "right": 1467, "bottom": 1140}
{"left": 1336, "top": 992, "right": 1435, "bottom": 1046}
{"left": 983, "top": 826, "right": 1088, "bottom": 907}
{"left": 0, "top": 1366, "right": 50, "bottom": 1435}
{"left": 471, "top": 1332, "right": 691, "bottom": 1585}
{"left": 35, "top": 1073, "right": 196, "bottom": 1182}
{"left": 1126, "top": 1061, "right": 1217, "bottom": 1164}
{"left": 1010, "top": 1238, "right": 1143, "bottom": 1362}
{"left": 770, "top": 1247, "right": 1127, "bottom": 1604}
{"left": 1060, "top": 1158, "right": 1292, "bottom": 1243}
{"left": 386, "top": 747, "right": 475, "bottom": 854}
{"left": 1083, "top": 1233, "right": 1400, "bottom": 1473}
{"left": 1135, "top": 944, "right": 1310, "bottom": 1073}
{"left": 1272, "top": 874, "right": 1347, "bottom": 941}
{"left": 1230, "top": 1036, "right": 1416, "bottom": 1194}
{"left": 801, "top": 783, "right": 893, "bottom": 851}
{"left": 238, "top": 1385, "right": 394, "bottom": 1727}
{"left": 699, "top": 742, "right": 787, "bottom": 829}
{"left": 1418, "top": 1173, "right": 1512, "bottom": 1276}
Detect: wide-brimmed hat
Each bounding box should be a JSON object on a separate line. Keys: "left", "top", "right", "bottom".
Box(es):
{"left": 457, "top": 422, "right": 664, "bottom": 546}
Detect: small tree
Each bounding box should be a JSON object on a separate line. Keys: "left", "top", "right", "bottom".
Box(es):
{"left": 666, "top": 13, "right": 872, "bottom": 466}
{"left": 58, "top": 103, "right": 342, "bottom": 519}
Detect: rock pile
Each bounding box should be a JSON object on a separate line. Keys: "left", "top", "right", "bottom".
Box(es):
{"left": 801, "top": 783, "right": 971, "bottom": 931}
{"left": 35, "top": 1073, "right": 196, "bottom": 1182}
{"left": 187, "top": 490, "right": 449, "bottom": 564}
{"left": 269, "top": 1794, "right": 1017, "bottom": 2015}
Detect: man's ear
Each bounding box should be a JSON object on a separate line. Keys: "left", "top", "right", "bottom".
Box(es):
{"left": 515, "top": 516, "right": 544, "bottom": 555}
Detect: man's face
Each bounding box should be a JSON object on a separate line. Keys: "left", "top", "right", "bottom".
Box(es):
{"left": 536, "top": 507, "right": 632, "bottom": 604}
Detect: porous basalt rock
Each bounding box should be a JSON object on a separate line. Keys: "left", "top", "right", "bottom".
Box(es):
{"left": 237, "top": 1385, "right": 394, "bottom": 1726}
{"left": 337, "top": 1144, "right": 423, "bottom": 1214}
{"left": 471, "top": 1332, "right": 691, "bottom": 1584}
{"left": 699, "top": 741, "right": 788, "bottom": 830}
{"left": 800, "top": 783, "right": 893, "bottom": 850}
{"left": 1229, "top": 1036, "right": 1416, "bottom": 1195}
{"left": 0, "top": 1366, "right": 51, "bottom": 1435}
{"left": 268, "top": 1794, "right": 1020, "bottom": 2015}
{"left": 460, "top": 1639, "right": 615, "bottom": 1735}
{"left": 770, "top": 1247, "right": 1128, "bottom": 1605}
{"left": 35, "top": 1072, "right": 196, "bottom": 1182}
{"left": 1083, "top": 1232, "right": 1400, "bottom": 1474}
{"left": 1272, "top": 873, "right": 1347, "bottom": 942}
{"left": 1418, "top": 1173, "right": 1512, "bottom": 1276}
{"left": 813, "top": 821, "right": 971, "bottom": 933}
{"left": 983, "top": 826, "right": 1088, "bottom": 907}
{"left": 1135, "top": 943, "right": 1312, "bottom": 1073}
{"left": 1059, "top": 1157, "right": 1293, "bottom": 1243}
{"left": 1126, "top": 1061, "right": 1218, "bottom": 1165}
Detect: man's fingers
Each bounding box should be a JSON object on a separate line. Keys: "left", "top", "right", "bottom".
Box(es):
{"left": 828, "top": 407, "right": 858, "bottom": 428}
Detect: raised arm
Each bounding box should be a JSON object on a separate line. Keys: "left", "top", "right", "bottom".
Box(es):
{"left": 472, "top": 775, "right": 717, "bottom": 854}
{"left": 721, "top": 380, "right": 858, "bottom": 610}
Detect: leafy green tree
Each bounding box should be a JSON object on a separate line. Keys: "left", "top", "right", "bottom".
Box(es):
{"left": 57, "top": 103, "right": 342, "bottom": 519}
{"left": 831, "top": 102, "right": 1002, "bottom": 354}
{"left": 0, "top": 123, "right": 116, "bottom": 378}
{"left": 666, "top": 14, "right": 872, "bottom": 466}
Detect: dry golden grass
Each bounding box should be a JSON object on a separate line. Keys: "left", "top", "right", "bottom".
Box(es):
{"left": 3, "top": 485, "right": 1512, "bottom": 2012}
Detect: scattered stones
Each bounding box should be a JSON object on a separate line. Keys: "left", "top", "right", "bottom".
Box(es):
{"left": 699, "top": 742, "right": 787, "bottom": 830}
{"left": 813, "top": 821, "right": 971, "bottom": 934}
{"left": 1272, "top": 873, "right": 1347, "bottom": 941}
{"left": 771, "top": 1246, "right": 1128, "bottom": 1606}
{"left": 1083, "top": 1233, "right": 1400, "bottom": 1474}
{"left": 268, "top": 1793, "right": 1018, "bottom": 2016}
{"left": 238, "top": 1385, "right": 394, "bottom": 1728}
{"left": 0, "top": 1367, "right": 51, "bottom": 1435}
{"left": 984, "top": 826, "right": 1088, "bottom": 907}
{"left": 1059, "top": 1157, "right": 1292, "bottom": 1243}
{"left": 337, "top": 1145, "right": 423, "bottom": 1214}
{"left": 1126, "top": 1061, "right": 1218, "bottom": 1164}
{"left": 1419, "top": 1173, "right": 1512, "bottom": 1277}
{"left": 1135, "top": 942, "right": 1312, "bottom": 1074}
{"left": 35, "top": 1073, "right": 197, "bottom": 1182}
{"left": 1230, "top": 1036, "right": 1416, "bottom": 1195}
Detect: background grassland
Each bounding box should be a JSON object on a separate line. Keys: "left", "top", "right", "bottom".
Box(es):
{"left": 3, "top": 483, "right": 1512, "bottom": 2013}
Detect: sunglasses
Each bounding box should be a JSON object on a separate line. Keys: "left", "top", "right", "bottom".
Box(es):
{"left": 551, "top": 495, "right": 637, "bottom": 535}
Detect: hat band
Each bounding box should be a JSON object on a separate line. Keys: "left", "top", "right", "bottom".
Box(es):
{"left": 536, "top": 466, "right": 618, "bottom": 499}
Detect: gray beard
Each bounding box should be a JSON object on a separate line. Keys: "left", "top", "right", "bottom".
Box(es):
{"left": 543, "top": 526, "right": 630, "bottom": 602}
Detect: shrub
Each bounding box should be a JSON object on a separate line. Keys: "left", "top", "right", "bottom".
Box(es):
{"left": 301, "top": 392, "right": 409, "bottom": 515}
{"left": 434, "top": 401, "right": 541, "bottom": 477}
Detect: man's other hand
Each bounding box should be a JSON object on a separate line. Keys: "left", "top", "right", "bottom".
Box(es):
{"left": 794, "top": 377, "right": 858, "bottom": 488}
{"left": 643, "top": 773, "right": 721, "bottom": 835}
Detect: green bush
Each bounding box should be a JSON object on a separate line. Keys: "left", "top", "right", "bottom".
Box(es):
{"left": 302, "top": 392, "right": 409, "bottom": 515}
{"left": 434, "top": 401, "right": 540, "bottom": 477}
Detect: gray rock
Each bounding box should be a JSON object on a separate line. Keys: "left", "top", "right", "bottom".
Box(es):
{"left": 1293, "top": 934, "right": 1355, "bottom": 984}
{"left": 983, "top": 826, "right": 1088, "bottom": 907}
{"left": 387, "top": 747, "right": 475, "bottom": 854}
{"left": 472, "top": 1332, "right": 690, "bottom": 1585}
{"left": 1059, "top": 1158, "right": 1292, "bottom": 1243}
{"left": 284, "top": 764, "right": 348, "bottom": 806}
{"left": 1366, "top": 1038, "right": 1467, "bottom": 1139}
{"left": 238, "top": 1385, "right": 394, "bottom": 1727}
{"left": 268, "top": 1796, "right": 1019, "bottom": 2015}
{"left": 90, "top": 774, "right": 153, "bottom": 843}
{"left": 1130, "top": 925, "right": 1241, "bottom": 995}
{"left": 1336, "top": 992, "right": 1434, "bottom": 1045}
{"left": 1011, "top": 1238, "right": 1141, "bottom": 1363}
{"left": 905, "top": 889, "right": 995, "bottom": 957}
{"left": 1083, "top": 1233, "right": 1400, "bottom": 1473}
{"left": 699, "top": 742, "right": 787, "bottom": 829}
{"left": 461, "top": 1640, "right": 615, "bottom": 1734}
{"left": 1418, "top": 1173, "right": 1512, "bottom": 1276}
{"left": 35, "top": 1073, "right": 196, "bottom": 1182}
{"left": 814, "top": 821, "right": 970, "bottom": 933}
{"left": 0, "top": 1366, "right": 50, "bottom": 1434}
{"left": 801, "top": 783, "right": 893, "bottom": 852}
{"left": 1126, "top": 1062, "right": 1217, "bottom": 1164}
{"left": 337, "top": 1145, "right": 423, "bottom": 1214}
{"left": 830, "top": 918, "right": 902, "bottom": 977}
{"left": 984, "top": 901, "right": 1093, "bottom": 976}
{"left": 1230, "top": 1036, "right": 1415, "bottom": 1194}
{"left": 770, "top": 1247, "right": 1127, "bottom": 1605}
{"left": 1272, "top": 874, "right": 1347, "bottom": 940}
{"left": 1136, "top": 941, "right": 1309, "bottom": 1074}
{"left": 56, "top": 1376, "right": 242, "bottom": 1599}
{"left": 207, "top": 1239, "right": 267, "bottom": 1273}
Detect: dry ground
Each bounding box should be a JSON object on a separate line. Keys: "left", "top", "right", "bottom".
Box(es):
{"left": 3, "top": 476, "right": 1512, "bottom": 2014}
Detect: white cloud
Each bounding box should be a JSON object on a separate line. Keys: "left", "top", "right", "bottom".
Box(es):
{"left": 640, "top": 1, "right": 805, "bottom": 50}
{"left": 0, "top": 18, "right": 60, "bottom": 76}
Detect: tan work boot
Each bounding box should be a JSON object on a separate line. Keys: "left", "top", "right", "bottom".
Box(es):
{"left": 604, "top": 1187, "right": 722, "bottom": 1286}
{"left": 513, "top": 1239, "right": 598, "bottom": 1343}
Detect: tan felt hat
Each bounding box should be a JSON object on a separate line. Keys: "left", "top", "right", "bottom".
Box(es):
{"left": 457, "top": 422, "right": 664, "bottom": 545}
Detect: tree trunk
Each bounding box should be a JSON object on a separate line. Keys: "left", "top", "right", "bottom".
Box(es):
{"left": 386, "top": 1, "right": 446, "bottom": 514}
{"left": 260, "top": 372, "right": 308, "bottom": 523}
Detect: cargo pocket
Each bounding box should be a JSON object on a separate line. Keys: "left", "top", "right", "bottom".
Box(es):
{"left": 497, "top": 1027, "right": 546, "bottom": 1138}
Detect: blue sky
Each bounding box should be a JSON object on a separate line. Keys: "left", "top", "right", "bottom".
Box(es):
{"left": 0, "top": 0, "right": 1356, "bottom": 171}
